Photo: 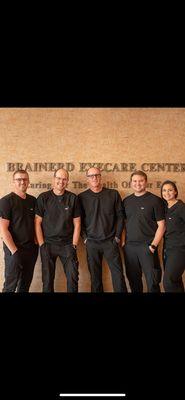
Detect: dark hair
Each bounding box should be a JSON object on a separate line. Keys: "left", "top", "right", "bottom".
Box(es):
{"left": 161, "top": 180, "right": 178, "bottom": 200}
{"left": 13, "top": 169, "right": 29, "bottom": 178}
{"left": 130, "top": 170, "right": 147, "bottom": 181}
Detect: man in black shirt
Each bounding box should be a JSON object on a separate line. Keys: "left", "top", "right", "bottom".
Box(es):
{"left": 35, "top": 168, "right": 81, "bottom": 292}
{"left": 122, "top": 170, "right": 165, "bottom": 292}
{"left": 79, "top": 167, "right": 127, "bottom": 292}
{"left": 0, "top": 170, "right": 38, "bottom": 292}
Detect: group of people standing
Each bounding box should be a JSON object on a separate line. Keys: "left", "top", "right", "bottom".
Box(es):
{"left": 0, "top": 167, "right": 184, "bottom": 293}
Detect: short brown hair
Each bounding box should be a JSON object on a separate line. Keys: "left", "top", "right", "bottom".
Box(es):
{"left": 13, "top": 169, "right": 29, "bottom": 178}
{"left": 130, "top": 170, "right": 147, "bottom": 181}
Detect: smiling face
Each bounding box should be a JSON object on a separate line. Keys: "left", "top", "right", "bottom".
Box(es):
{"left": 13, "top": 171, "right": 29, "bottom": 195}
{"left": 86, "top": 167, "right": 102, "bottom": 192}
{"left": 131, "top": 174, "right": 147, "bottom": 196}
{"left": 53, "top": 169, "right": 69, "bottom": 195}
{"left": 162, "top": 183, "right": 178, "bottom": 203}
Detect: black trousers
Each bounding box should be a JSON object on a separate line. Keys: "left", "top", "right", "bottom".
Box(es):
{"left": 3, "top": 244, "right": 38, "bottom": 292}
{"left": 40, "top": 242, "right": 79, "bottom": 292}
{"left": 163, "top": 247, "right": 185, "bottom": 292}
{"left": 123, "top": 243, "right": 162, "bottom": 293}
{"left": 86, "top": 238, "right": 127, "bottom": 292}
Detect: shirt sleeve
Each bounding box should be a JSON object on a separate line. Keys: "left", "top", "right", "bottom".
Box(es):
{"left": 0, "top": 197, "right": 11, "bottom": 220}
{"left": 154, "top": 197, "right": 165, "bottom": 221}
{"left": 114, "top": 191, "right": 125, "bottom": 238}
{"left": 122, "top": 199, "right": 127, "bottom": 219}
{"left": 73, "top": 195, "right": 81, "bottom": 218}
{"left": 179, "top": 202, "right": 185, "bottom": 222}
{"left": 78, "top": 195, "right": 87, "bottom": 241}
{"left": 35, "top": 195, "right": 45, "bottom": 218}
{"left": 33, "top": 197, "right": 37, "bottom": 214}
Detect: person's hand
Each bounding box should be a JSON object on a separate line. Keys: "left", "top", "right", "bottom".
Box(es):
{"left": 11, "top": 249, "right": 23, "bottom": 269}
{"left": 11, "top": 248, "right": 18, "bottom": 255}
{"left": 72, "top": 244, "right": 77, "bottom": 251}
{"left": 40, "top": 243, "right": 50, "bottom": 260}
{"left": 149, "top": 245, "right": 155, "bottom": 254}
{"left": 113, "top": 237, "right": 120, "bottom": 246}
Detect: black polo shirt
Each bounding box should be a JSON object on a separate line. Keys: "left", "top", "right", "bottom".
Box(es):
{"left": 0, "top": 192, "right": 36, "bottom": 247}
{"left": 164, "top": 200, "right": 185, "bottom": 249}
{"left": 122, "top": 191, "right": 165, "bottom": 244}
{"left": 78, "top": 187, "right": 124, "bottom": 241}
{"left": 36, "top": 190, "right": 81, "bottom": 244}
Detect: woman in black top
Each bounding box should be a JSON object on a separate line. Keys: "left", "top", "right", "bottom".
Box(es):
{"left": 161, "top": 180, "right": 185, "bottom": 292}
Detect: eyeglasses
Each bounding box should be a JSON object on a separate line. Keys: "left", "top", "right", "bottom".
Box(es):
{"left": 14, "top": 178, "right": 28, "bottom": 182}
{"left": 87, "top": 174, "right": 101, "bottom": 179}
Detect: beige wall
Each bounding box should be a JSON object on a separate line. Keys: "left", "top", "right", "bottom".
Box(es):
{"left": 0, "top": 108, "right": 185, "bottom": 291}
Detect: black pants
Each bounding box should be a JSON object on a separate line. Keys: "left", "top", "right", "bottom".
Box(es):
{"left": 3, "top": 244, "right": 38, "bottom": 292}
{"left": 86, "top": 239, "right": 127, "bottom": 292}
{"left": 163, "top": 247, "right": 185, "bottom": 292}
{"left": 40, "top": 242, "right": 79, "bottom": 292}
{"left": 123, "top": 243, "right": 162, "bottom": 293}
